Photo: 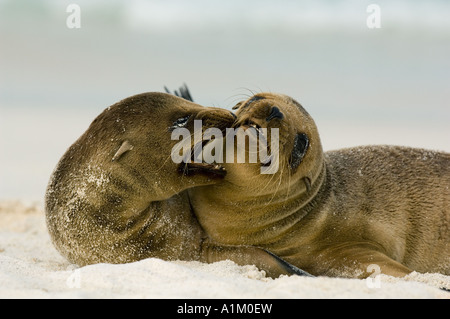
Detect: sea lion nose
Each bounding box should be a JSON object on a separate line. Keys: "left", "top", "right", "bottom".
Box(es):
{"left": 266, "top": 107, "right": 284, "bottom": 122}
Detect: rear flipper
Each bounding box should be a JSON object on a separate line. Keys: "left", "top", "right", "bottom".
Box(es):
{"left": 264, "top": 249, "right": 314, "bottom": 278}
{"left": 201, "top": 241, "right": 314, "bottom": 279}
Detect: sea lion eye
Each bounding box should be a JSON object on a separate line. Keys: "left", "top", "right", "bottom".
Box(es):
{"left": 169, "top": 115, "right": 191, "bottom": 131}
{"left": 289, "top": 133, "right": 309, "bottom": 170}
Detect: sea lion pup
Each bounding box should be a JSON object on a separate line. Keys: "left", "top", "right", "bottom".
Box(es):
{"left": 45, "top": 92, "right": 309, "bottom": 278}
{"left": 189, "top": 92, "right": 450, "bottom": 278}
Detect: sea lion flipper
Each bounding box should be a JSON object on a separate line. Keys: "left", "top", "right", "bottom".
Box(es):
{"left": 263, "top": 249, "right": 314, "bottom": 278}
{"left": 201, "top": 242, "right": 313, "bottom": 279}
{"left": 317, "top": 244, "right": 413, "bottom": 278}
{"left": 164, "top": 83, "right": 194, "bottom": 102}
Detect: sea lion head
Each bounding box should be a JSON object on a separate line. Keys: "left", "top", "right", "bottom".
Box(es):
{"left": 45, "top": 92, "right": 236, "bottom": 265}
{"left": 223, "top": 92, "right": 325, "bottom": 196}
{"left": 96, "top": 92, "right": 236, "bottom": 193}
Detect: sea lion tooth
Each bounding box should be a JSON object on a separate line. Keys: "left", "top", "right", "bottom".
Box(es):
{"left": 112, "top": 140, "right": 134, "bottom": 162}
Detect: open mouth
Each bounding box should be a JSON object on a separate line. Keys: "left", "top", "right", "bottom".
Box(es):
{"left": 175, "top": 119, "right": 279, "bottom": 176}
{"left": 178, "top": 140, "right": 227, "bottom": 178}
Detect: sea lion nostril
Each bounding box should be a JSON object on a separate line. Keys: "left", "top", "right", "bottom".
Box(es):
{"left": 266, "top": 107, "right": 284, "bottom": 122}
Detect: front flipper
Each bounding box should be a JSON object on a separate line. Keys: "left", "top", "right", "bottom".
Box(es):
{"left": 201, "top": 241, "right": 313, "bottom": 279}
{"left": 313, "top": 243, "right": 413, "bottom": 278}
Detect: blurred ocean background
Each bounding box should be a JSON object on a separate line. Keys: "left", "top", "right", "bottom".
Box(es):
{"left": 1, "top": 0, "right": 449, "bottom": 200}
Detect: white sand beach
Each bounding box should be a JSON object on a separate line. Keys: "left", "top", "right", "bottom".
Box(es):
{"left": 1, "top": 0, "right": 449, "bottom": 299}
{"left": 0, "top": 201, "right": 448, "bottom": 299}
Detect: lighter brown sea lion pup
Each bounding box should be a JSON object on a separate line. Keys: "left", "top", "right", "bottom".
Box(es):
{"left": 189, "top": 92, "right": 450, "bottom": 278}
{"left": 45, "top": 92, "right": 310, "bottom": 278}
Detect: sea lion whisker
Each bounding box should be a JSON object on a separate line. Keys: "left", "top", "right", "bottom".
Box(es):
{"left": 225, "top": 92, "right": 250, "bottom": 105}
{"left": 238, "top": 87, "right": 257, "bottom": 98}
{"left": 254, "top": 156, "right": 281, "bottom": 197}
{"left": 261, "top": 160, "right": 285, "bottom": 206}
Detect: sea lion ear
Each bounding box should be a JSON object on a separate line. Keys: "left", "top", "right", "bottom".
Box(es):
{"left": 232, "top": 103, "right": 242, "bottom": 110}
{"left": 289, "top": 133, "right": 309, "bottom": 170}
{"left": 112, "top": 140, "right": 134, "bottom": 162}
